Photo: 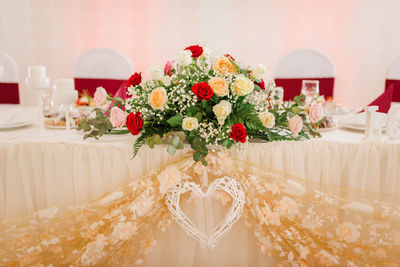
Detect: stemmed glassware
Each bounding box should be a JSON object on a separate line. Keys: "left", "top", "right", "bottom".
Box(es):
{"left": 301, "top": 80, "right": 319, "bottom": 104}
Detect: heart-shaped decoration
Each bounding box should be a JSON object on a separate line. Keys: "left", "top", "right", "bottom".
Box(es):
{"left": 165, "top": 176, "right": 245, "bottom": 249}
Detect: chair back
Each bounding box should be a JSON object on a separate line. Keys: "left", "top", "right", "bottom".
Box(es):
{"left": 73, "top": 48, "right": 133, "bottom": 96}
{"left": 274, "top": 49, "right": 335, "bottom": 100}
{"left": 0, "top": 51, "right": 19, "bottom": 104}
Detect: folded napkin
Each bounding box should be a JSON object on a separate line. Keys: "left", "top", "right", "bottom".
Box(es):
{"left": 113, "top": 82, "right": 127, "bottom": 100}
{"left": 341, "top": 112, "right": 387, "bottom": 128}
{"left": 366, "top": 85, "right": 393, "bottom": 113}
{"left": 106, "top": 83, "right": 127, "bottom": 113}
{"left": 0, "top": 105, "right": 30, "bottom": 127}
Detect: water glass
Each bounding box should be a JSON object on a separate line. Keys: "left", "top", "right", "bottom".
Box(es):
{"left": 301, "top": 80, "right": 319, "bottom": 103}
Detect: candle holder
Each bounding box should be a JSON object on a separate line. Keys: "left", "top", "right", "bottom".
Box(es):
{"left": 363, "top": 105, "right": 381, "bottom": 142}
{"left": 386, "top": 106, "right": 400, "bottom": 139}
{"left": 26, "top": 66, "right": 55, "bottom": 137}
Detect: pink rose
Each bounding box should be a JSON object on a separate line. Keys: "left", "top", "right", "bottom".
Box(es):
{"left": 164, "top": 60, "right": 175, "bottom": 76}
{"left": 289, "top": 115, "right": 303, "bottom": 136}
{"left": 309, "top": 102, "right": 324, "bottom": 123}
{"left": 93, "top": 86, "right": 107, "bottom": 106}
{"left": 110, "top": 106, "right": 127, "bottom": 129}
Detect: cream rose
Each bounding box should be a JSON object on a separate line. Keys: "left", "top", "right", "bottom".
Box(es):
{"left": 110, "top": 106, "right": 127, "bottom": 129}
{"left": 148, "top": 87, "right": 168, "bottom": 110}
{"left": 93, "top": 86, "right": 107, "bottom": 106}
{"left": 149, "top": 65, "right": 163, "bottom": 81}
{"left": 288, "top": 115, "right": 303, "bottom": 136}
{"left": 182, "top": 117, "right": 199, "bottom": 131}
{"left": 309, "top": 102, "right": 324, "bottom": 123}
{"left": 177, "top": 50, "right": 192, "bottom": 66}
{"left": 258, "top": 111, "right": 275, "bottom": 128}
{"left": 212, "top": 56, "right": 236, "bottom": 75}
{"left": 233, "top": 74, "right": 254, "bottom": 96}
{"left": 252, "top": 64, "right": 268, "bottom": 80}
{"left": 213, "top": 100, "right": 232, "bottom": 125}
{"left": 208, "top": 77, "right": 228, "bottom": 96}
{"left": 161, "top": 75, "right": 171, "bottom": 86}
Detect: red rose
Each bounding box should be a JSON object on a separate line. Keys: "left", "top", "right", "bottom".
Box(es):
{"left": 126, "top": 112, "right": 143, "bottom": 135}
{"left": 224, "top": 54, "right": 235, "bottom": 61}
{"left": 126, "top": 72, "right": 142, "bottom": 87}
{"left": 254, "top": 79, "right": 265, "bottom": 90}
{"left": 185, "top": 45, "right": 203, "bottom": 58}
{"left": 230, "top": 123, "right": 247, "bottom": 143}
{"left": 192, "top": 82, "right": 213, "bottom": 101}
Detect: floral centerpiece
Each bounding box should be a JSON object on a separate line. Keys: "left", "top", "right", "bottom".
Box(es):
{"left": 78, "top": 44, "right": 324, "bottom": 165}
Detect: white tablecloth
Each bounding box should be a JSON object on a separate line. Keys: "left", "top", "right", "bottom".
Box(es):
{"left": 1, "top": 107, "right": 400, "bottom": 266}
{"left": 1, "top": 107, "right": 399, "bottom": 219}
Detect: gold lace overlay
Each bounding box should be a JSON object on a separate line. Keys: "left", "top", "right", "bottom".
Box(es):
{"left": 0, "top": 151, "right": 399, "bottom": 266}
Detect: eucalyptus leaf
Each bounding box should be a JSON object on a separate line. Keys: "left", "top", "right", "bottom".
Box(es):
{"left": 193, "top": 151, "right": 201, "bottom": 162}
{"left": 167, "top": 145, "right": 176, "bottom": 155}
{"left": 172, "top": 136, "right": 180, "bottom": 147}
{"left": 80, "top": 120, "right": 91, "bottom": 132}
{"left": 200, "top": 157, "right": 208, "bottom": 166}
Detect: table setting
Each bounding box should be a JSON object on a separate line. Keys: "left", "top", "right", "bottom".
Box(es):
{"left": 0, "top": 44, "right": 400, "bottom": 266}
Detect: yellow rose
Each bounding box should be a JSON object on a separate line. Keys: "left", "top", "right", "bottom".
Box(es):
{"left": 209, "top": 77, "right": 228, "bottom": 96}
{"left": 182, "top": 117, "right": 199, "bottom": 131}
{"left": 213, "top": 100, "right": 232, "bottom": 125}
{"left": 233, "top": 74, "right": 254, "bottom": 96}
{"left": 212, "top": 56, "right": 236, "bottom": 75}
{"left": 148, "top": 87, "right": 168, "bottom": 110}
{"left": 258, "top": 111, "right": 275, "bottom": 128}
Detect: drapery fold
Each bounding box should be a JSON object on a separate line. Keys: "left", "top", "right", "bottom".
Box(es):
{"left": 0, "top": 151, "right": 399, "bottom": 266}
{"left": 1, "top": 139, "right": 400, "bottom": 219}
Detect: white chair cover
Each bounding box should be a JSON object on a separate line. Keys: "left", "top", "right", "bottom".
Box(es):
{"left": 73, "top": 48, "right": 133, "bottom": 79}
{"left": 386, "top": 56, "right": 400, "bottom": 79}
{"left": 0, "top": 51, "right": 18, "bottom": 83}
{"left": 275, "top": 49, "right": 335, "bottom": 78}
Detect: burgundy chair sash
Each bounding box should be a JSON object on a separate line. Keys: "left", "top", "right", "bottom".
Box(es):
{"left": 274, "top": 77, "right": 334, "bottom": 101}
{"left": 385, "top": 79, "right": 400, "bottom": 102}
{"left": 74, "top": 78, "right": 126, "bottom": 97}
{"left": 0, "top": 82, "right": 20, "bottom": 104}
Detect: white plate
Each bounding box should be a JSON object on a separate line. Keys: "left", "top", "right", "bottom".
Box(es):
{"left": 0, "top": 120, "right": 31, "bottom": 130}
{"left": 45, "top": 125, "right": 78, "bottom": 129}
{"left": 317, "top": 125, "right": 337, "bottom": 132}
{"left": 339, "top": 122, "right": 365, "bottom": 131}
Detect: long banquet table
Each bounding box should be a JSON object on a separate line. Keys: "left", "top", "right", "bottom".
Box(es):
{"left": 1, "top": 107, "right": 400, "bottom": 266}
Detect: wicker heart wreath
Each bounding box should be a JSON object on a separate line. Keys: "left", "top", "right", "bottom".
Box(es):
{"left": 165, "top": 176, "right": 245, "bottom": 249}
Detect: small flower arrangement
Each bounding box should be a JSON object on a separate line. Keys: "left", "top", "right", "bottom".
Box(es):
{"left": 78, "top": 44, "right": 323, "bottom": 165}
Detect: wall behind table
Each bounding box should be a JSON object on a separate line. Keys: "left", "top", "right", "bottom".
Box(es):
{"left": 1, "top": 0, "right": 400, "bottom": 108}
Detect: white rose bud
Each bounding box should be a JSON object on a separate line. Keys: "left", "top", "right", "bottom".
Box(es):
{"left": 161, "top": 76, "right": 171, "bottom": 87}
{"left": 149, "top": 65, "right": 164, "bottom": 81}
{"left": 213, "top": 100, "right": 232, "bottom": 125}
{"left": 182, "top": 117, "right": 199, "bottom": 131}
{"left": 258, "top": 111, "right": 275, "bottom": 128}
{"left": 177, "top": 50, "right": 192, "bottom": 67}
{"left": 252, "top": 64, "right": 268, "bottom": 80}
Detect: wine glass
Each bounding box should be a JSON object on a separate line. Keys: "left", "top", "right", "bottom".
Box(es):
{"left": 301, "top": 80, "right": 319, "bottom": 104}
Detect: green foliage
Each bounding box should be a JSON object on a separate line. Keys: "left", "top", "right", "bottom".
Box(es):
{"left": 166, "top": 114, "right": 183, "bottom": 128}
{"left": 77, "top": 109, "right": 115, "bottom": 139}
